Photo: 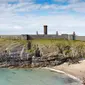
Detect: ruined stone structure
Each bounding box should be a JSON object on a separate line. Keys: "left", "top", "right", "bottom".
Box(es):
{"left": 0, "top": 25, "right": 85, "bottom": 41}
{"left": 44, "top": 25, "right": 48, "bottom": 35}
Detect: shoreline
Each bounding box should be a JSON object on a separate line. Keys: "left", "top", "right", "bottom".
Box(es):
{"left": 45, "top": 60, "right": 85, "bottom": 85}
{"left": 44, "top": 67, "right": 83, "bottom": 85}
{"left": 0, "top": 60, "right": 85, "bottom": 85}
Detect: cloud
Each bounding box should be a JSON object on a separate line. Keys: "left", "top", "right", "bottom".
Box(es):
{"left": 68, "top": 0, "right": 80, "bottom": 4}
{"left": 58, "top": 2, "right": 85, "bottom": 13}
{"left": 54, "top": 0, "right": 80, "bottom": 4}
{"left": 0, "top": 0, "right": 18, "bottom": 4}
{"left": 0, "top": 0, "right": 85, "bottom": 14}
{"left": 0, "top": 0, "right": 85, "bottom": 35}
{"left": 13, "top": 25, "right": 23, "bottom": 30}
{"left": 0, "top": 11, "right": 85, "bottom": 35}
{"left": 0, "top": 0, "right": 32, "bottom": 4}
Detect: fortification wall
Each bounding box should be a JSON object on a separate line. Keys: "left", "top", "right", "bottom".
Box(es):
{"left": 68, "top": 35, "right": 73, "bottom": 40}
{"left": 0, "top": 35, "right": 22, "bottom": 39}
{"left": 0, "top": 34, "right": 69, "bottom": 40}
{"left": 61, "top": 34, "right": 68, "bottom": 40}
{"left": 75, "top": 36, "right": 85, "bottom": 41}
{"left": 27, "top": 35, "right": 68, "bottom": 40}
{"left": 1, "top": 34, "right": 85, "bottom": 41}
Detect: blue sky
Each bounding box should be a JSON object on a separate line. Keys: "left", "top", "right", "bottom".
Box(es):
{"left": 0, "top": 0, "right": 85, "bottom": 35}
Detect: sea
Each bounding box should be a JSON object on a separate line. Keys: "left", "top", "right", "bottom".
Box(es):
{"left": 0, "top": 68, "right": 81, "bottom": 85}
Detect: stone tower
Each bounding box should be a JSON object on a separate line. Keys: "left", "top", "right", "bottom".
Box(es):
{"left": 36, "top": 31, "right": 38, "bottom": 35}
{"left": 56, "top": 31, "right": 58, "bottom": 36}
{"left": 73, "top": 31, "right": 76, "bottom": 40}
{"left": 44, "top": 25, "right": 48, "bottom": 35}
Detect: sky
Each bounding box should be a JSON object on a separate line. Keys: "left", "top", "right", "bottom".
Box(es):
{"left": 0, "top": 0, "right": 85, "bottom": 35}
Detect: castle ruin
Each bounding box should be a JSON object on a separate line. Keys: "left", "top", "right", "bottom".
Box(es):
{"left": 0, "top": 25, "right": 85, "bottom": 41}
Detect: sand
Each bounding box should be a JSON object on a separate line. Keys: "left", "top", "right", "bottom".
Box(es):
{"left": 52, "top": 60, "right": 85, "bottom": 81}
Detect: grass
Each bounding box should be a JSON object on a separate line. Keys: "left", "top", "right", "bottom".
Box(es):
{"left": 28, "top": 39, "right": 85, "bottom": 59}
{"left": 31, "top": 39, "right": 85, "bottom": 46}
{"left": 0, "top": 38, "right": 27, "bottom": 52}
{"left": 1, "top": 38, "right": 85, "bottom": 59}
{"left": 0, "top": 38, "right": 27, "bottom": 45}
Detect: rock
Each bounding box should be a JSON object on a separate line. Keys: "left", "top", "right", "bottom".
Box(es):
{"left": 50, "top": 61, "right": 56, "bottom": 66}
{"left": 27, "top": 41, "right": 31, "bottom": 50}
{"left": 34, "top": 48, "right": 41, "bottom": 57}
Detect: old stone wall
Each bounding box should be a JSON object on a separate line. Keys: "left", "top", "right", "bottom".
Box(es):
{"left": 0, "top": 34, "right": 69, "bottom": 40}
{"left": 0, "top": 35, "right": 22, "bottom": 39}
{"left": 68, "top": 35, "right": 73, "bottom": 40}
{"left": 27, "top": 34, "right": 68, "bottom": 40}
{"left": 1, "top": 34, "right": 85, "bottom": 41}
{"left": 75, "top": 36, "right": 85, "bottom": 41}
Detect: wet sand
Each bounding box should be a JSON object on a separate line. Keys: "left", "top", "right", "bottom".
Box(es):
{"left": 51, "top": 60, "right": 85, "bottom": 82}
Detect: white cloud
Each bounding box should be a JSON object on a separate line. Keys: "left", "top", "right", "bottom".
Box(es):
{"left": 0, "top": 11, "right": 85, "bottom": 35}
{"left": 54, "top": 0, "right": 67, "bottom": 2}
{"left": 0, "top": 0, "right": 18, "bottom": 4}
{"left": 0, "top": 0, "right": 85, "bottom": 35}
{"left": 13, "top": 26, "right": 23, "bottom": 30}
{"left": 54, "top": 0, "right": 80, "bottom": 4}
{"left": 0, "top": 0, "right": 85, "bottom": 14}
{"left": 68, "top": 0, "right": 80, "bottom": 4}
{"left": 0, "top": 0, "right": 32, "bottom": 4}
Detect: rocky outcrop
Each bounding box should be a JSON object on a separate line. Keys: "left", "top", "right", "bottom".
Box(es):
{"left": 0, "top": 39, "right": 85, "bottom": 68}
{"left": 0, "top": 50, "right": 81, "bottom": 68}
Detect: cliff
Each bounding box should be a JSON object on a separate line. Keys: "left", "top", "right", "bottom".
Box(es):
{"left": 0, "top": 38, "right": 85, "bottom": 68}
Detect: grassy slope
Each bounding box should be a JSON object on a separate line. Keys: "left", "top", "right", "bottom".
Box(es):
{"left": 0, "top": 38, "right": 27, "bottom": 52}
{"left": 31, "top": 39, "right": 85, "bottom": 45}
{"left": 1, "top": 38, "right": 85, "bottom": 59}
{"left": 30, "top": 39, "right": 85, "bottom": 59}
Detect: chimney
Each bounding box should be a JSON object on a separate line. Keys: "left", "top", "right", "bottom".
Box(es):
{"left": 44, "top": 25, "right": 47, "bottom": 35}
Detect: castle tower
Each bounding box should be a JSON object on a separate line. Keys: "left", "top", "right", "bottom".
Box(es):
{"left": 36, "top": 31, "right": 38, "bottom": 35}
{"left": 56, "top": 31, "right": 58, "bottom": 36}
{"left": 44, "top": 25, "right": 48, "bottom": 35}
{"left": 73, "top": 31, "right": 76, "bottom": 40}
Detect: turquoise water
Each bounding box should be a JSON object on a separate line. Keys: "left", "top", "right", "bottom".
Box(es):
{"left": 0, "top": 68, "right": 81, "bottom": 85}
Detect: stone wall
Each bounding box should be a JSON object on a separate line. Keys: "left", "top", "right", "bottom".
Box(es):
{"left": 75, "top": 36, "right": 85, "bottom": 41}
{"left": 0, "top": 35, "right": 22, "bottom": 39}
{"left": 1, "top": 34, "right": 85, "bottom": 41}
{"left": 0, "top": 34, "right": 69, "bottom": 40}
{"left": 26, "top": 34, "right": 69, "bottom": 40}
{"left": 68, "top": 35, "right": 73, "bottom": 40}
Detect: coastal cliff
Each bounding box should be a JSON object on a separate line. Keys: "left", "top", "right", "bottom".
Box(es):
{"left": 0, "top": 38, "right": 85, "bottom": 68}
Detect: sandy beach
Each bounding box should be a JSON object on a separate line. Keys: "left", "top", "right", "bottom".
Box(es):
{"left": 52, "top": 60, "right": 85, "bottom": 81}
{"left": 44, "top": 60, "right": 85, "bottom": 85}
